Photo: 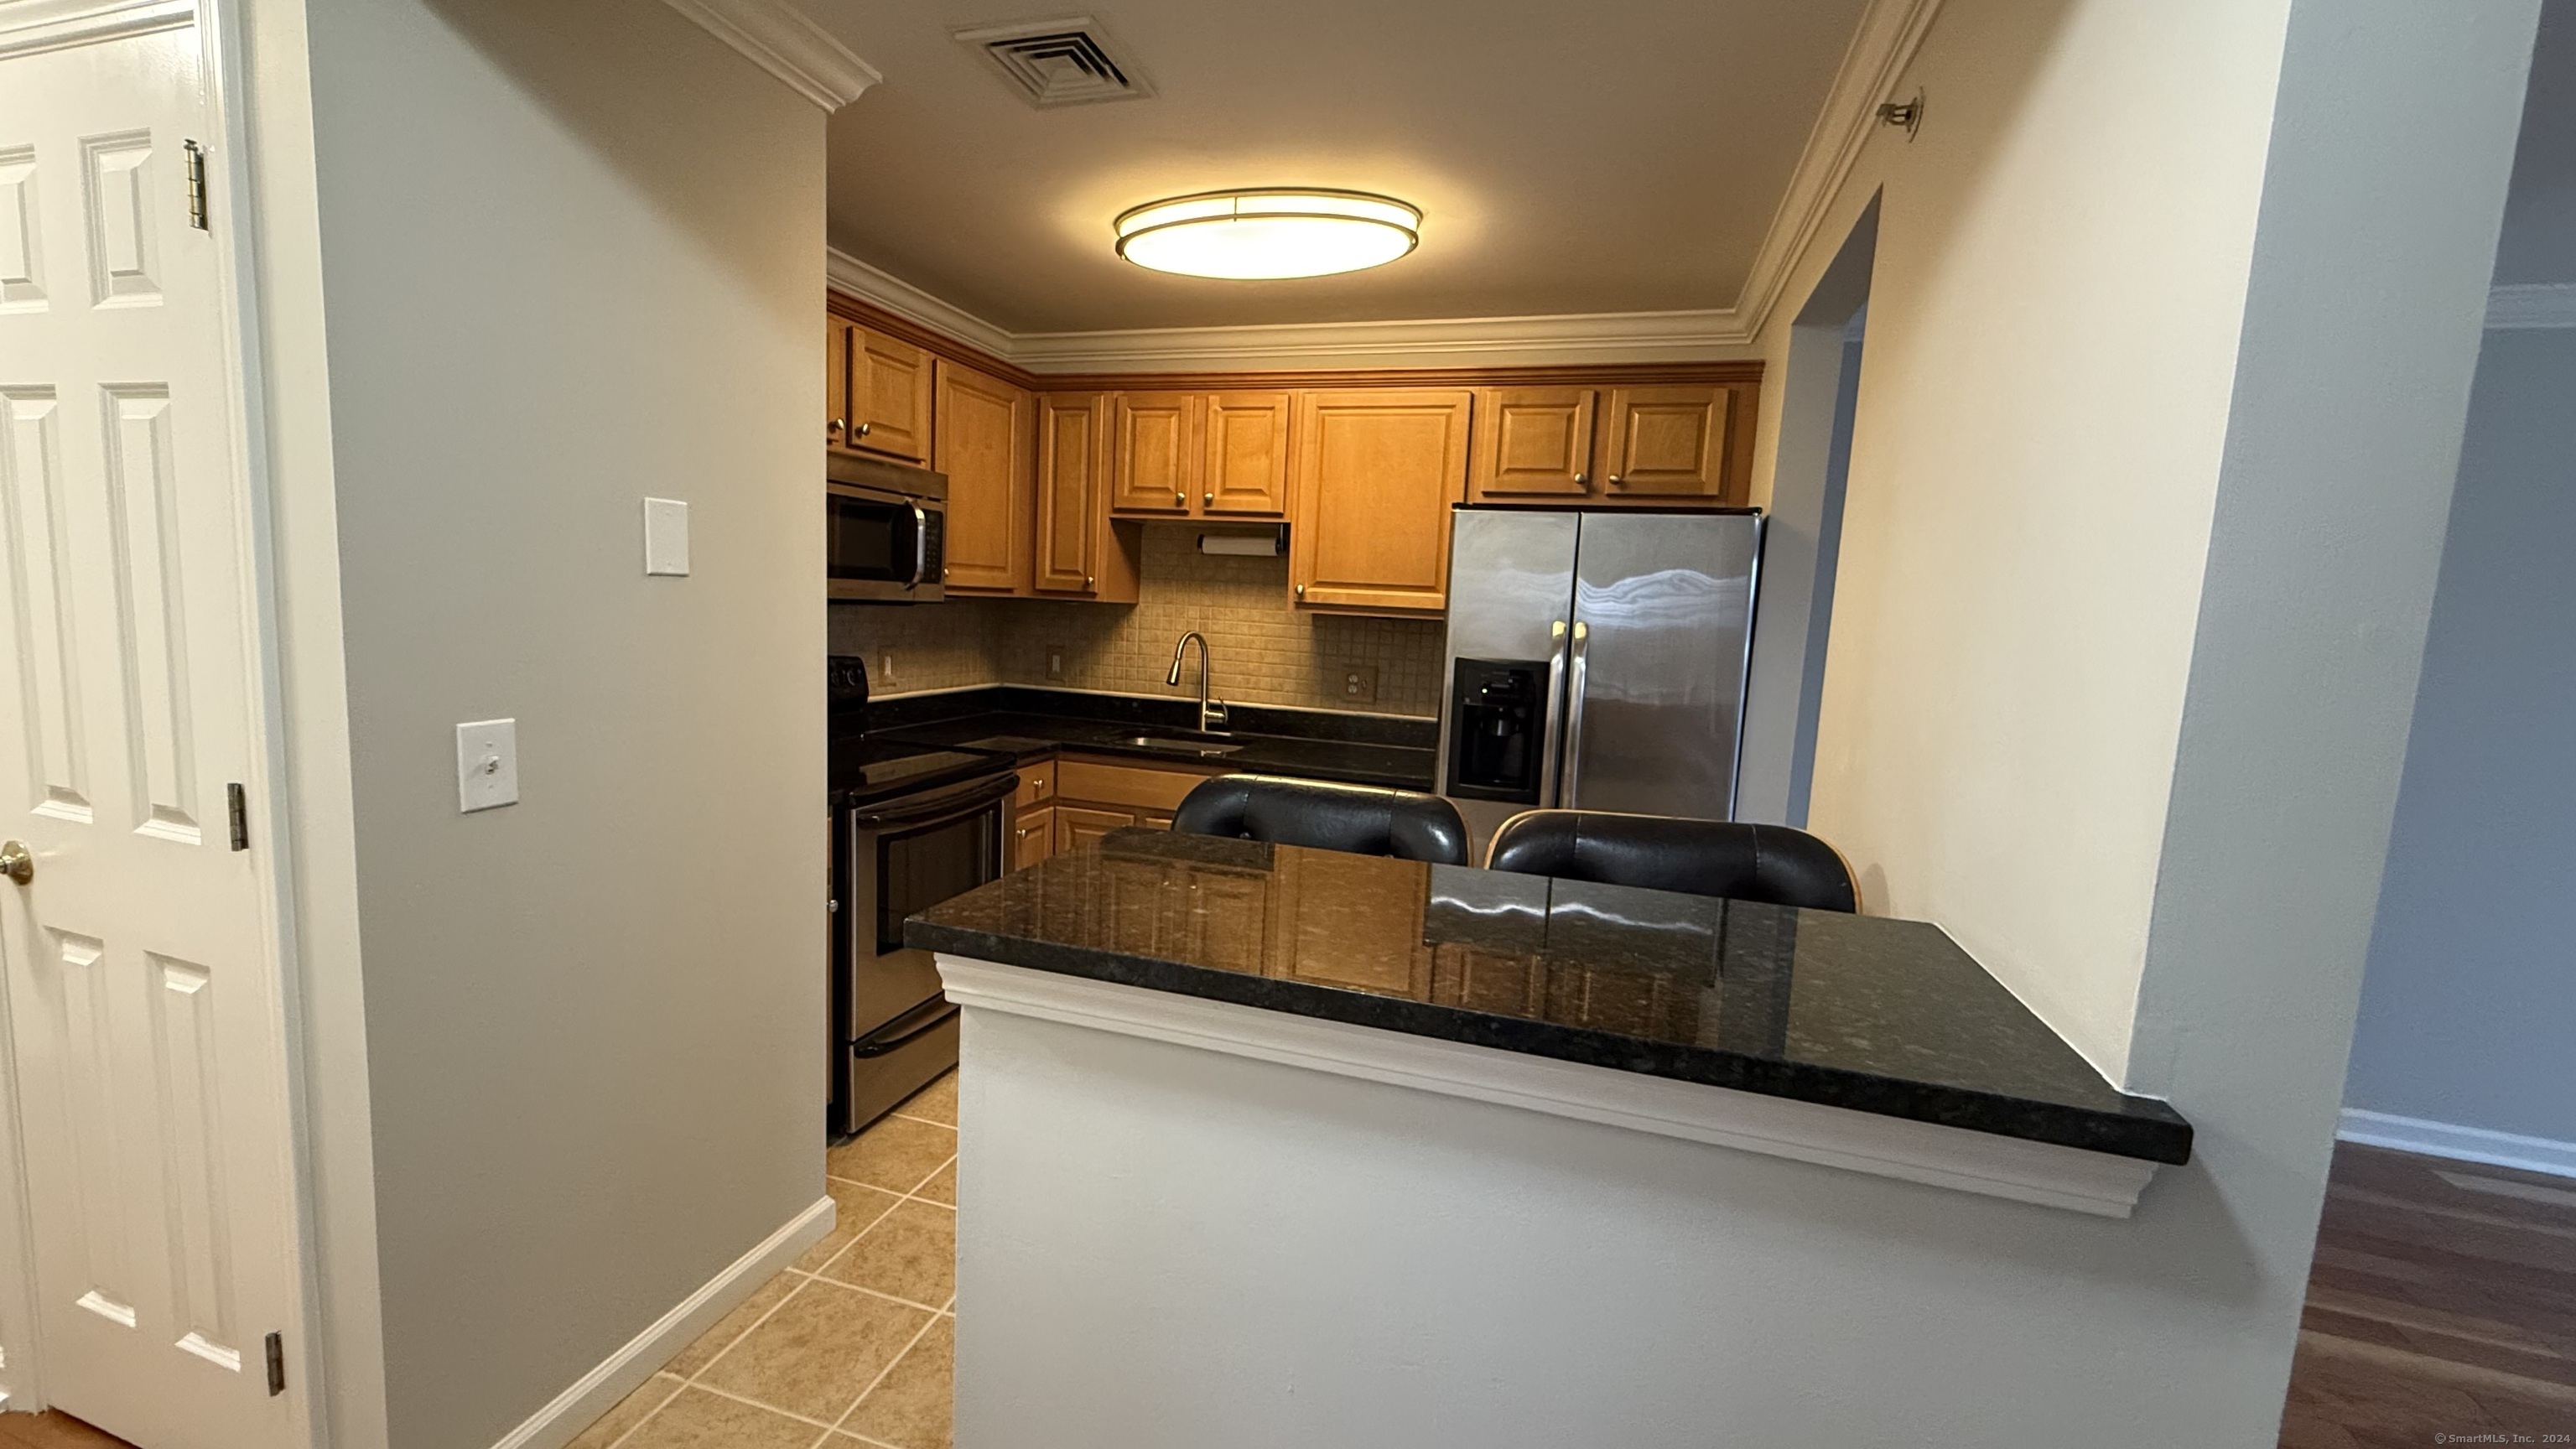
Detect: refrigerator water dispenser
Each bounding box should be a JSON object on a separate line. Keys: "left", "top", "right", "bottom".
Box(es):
{"left": 1446, "top": 658, "right": 1547, "bottom": 803}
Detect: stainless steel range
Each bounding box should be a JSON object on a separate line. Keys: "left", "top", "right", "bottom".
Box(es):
{"left": 829, "top": 656, "right": 1015, "bottom": 1135}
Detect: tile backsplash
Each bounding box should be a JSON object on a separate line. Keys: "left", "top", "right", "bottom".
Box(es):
{"left": 828, "top": 523, "right": 1446, "bottom": 717}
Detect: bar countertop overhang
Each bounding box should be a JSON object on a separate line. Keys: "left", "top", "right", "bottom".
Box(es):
{"left": 906, "top": 828, "right": 2193, "bottom": 1167}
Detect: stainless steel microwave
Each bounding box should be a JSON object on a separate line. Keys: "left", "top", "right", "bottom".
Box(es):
{"left": 828, "top": 451, "right": 946, "bottom": 602}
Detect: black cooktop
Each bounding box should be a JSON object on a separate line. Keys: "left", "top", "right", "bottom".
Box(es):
{"left": 829, "top": 656, "right": 1011, "bottom": 805}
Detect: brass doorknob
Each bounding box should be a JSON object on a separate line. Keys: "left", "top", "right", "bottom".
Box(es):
{"left": 1, "top": 840, "right": 31, "bottom": 885}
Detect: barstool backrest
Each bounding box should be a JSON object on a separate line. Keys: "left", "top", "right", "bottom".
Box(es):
{"left": 1171, "top": 774, "right": 1471, "bottom": 865}
{"left": 1485, "top": 810, "right": 1857, "bottom": 911}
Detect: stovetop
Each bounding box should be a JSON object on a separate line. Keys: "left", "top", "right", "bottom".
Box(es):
{"left": 833, "top": 737, "right": 1012, "bottom": 805}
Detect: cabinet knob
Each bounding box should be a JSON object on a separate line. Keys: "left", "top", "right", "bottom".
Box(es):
{"left": 855, "top": 422, "right": 873, "bottom": 437}
{"left": 830, "top": 418, "right": 845, "bottom": 435}
{"left": 1084, "top": 574, "right": 1095, "bottom": 589}
{"left": 1203, "top": 491, "right": 1213, "bottom": 506}
{"left": 1607, "top": 474, "right": 1622, "bottom": 486}
{"left": 1574, "top": 471, "right": 1588, "bottom": 486}
{"left": 1175, "top": 491, "right": 1185, "bottom": 507}
{"left": 1295, "top": 583, "right": 1306, "bottom": 600}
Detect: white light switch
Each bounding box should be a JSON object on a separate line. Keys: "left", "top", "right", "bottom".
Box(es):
{"left": 456, "top": 719, "right": 519, "bottom": 813}
{"left": 643, "top": 497, "right": 689, "bottom": 576}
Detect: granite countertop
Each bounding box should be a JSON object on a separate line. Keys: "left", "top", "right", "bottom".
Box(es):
{"left": 861, "top": 688, "right": 1438, "bottom": 790}
{"left": 907, "top": 828, "right": 2194, "bottom": 1166}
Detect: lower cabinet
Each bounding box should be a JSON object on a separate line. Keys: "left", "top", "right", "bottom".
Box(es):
{"left": 1009, "top": 755, "right": 1215, "bottom": 867}
{"left": 1011, "top": 805, "right": 1055, "bottom": 870}
{"left": 1055, "top": 804, "right": 1134, "bottom": 855}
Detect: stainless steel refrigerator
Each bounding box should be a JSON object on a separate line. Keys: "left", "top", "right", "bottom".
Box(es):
{"left": 1436, "top": 506, "right": 1763, "bottom": 857}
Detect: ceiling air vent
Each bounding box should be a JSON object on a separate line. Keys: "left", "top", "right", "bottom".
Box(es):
{"left": 953, "top": 16, "right": 1153, "bottom": 107}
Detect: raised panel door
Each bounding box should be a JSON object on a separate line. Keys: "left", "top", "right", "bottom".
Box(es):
{"left": 1012, "top": 805, "right": 1056, "bottom": 870}
{"left": 1468, "top": 387, "right": 1596, "bottom": 500}
{"left": 1109, "top": 392, "right": 1197, "bottom": 516}
{"left": 1601, "top": 383, "right": 1731, "bottom": 498}
{"left": 1056, "top": 804, "right": 1133, "bottom": 854}
{"left": 1289, "top": 389, "right": 1472, "bottom": 614}
{"left": 850, "top": 326, "right": 932, "bottom": 462}
{"left": 933, "top": 360, "right": 1031, "bottom": 595}
{"left": 825, "top": 315, "right": 855, "bottom": 449}
{"left": 1202, "top": 391, "right": 1292, "bottom": 516}
{"left": 1035, "top": 393, "right": 1104, "bottom": 594}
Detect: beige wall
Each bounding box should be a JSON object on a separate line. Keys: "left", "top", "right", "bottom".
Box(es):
{"left": 834, "top": 523, "right": 1446, "bottom": 717}
{"left": 1748, "top": 0, "right": 2293, "bottom": 1082}
{"left": 289, "top": 2, "right": 828, "bottom": 1444}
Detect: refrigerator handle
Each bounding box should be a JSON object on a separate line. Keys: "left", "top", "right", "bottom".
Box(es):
{"left": 1540, "top": 619, "right": 1571, "bottom": 808}
{"left": 1562, "top": 621, "right": 1592, "bottom": 808}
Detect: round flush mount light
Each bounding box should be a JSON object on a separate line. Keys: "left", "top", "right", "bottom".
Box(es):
{"left": 1113, "top": 189, "right": 1421, "bottom": 280}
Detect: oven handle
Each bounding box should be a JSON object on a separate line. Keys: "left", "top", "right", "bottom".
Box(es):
{"left": 849, "top": 772, "right": 1018, "bottom": 832}
{"left": 908, "top": 502, "right": 930, "bottom": 589}
{"left": 850, "top": 996, "right": 959, "bottom": 1058}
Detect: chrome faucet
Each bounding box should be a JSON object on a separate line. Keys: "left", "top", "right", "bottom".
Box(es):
{"left": 1167, "top": 631, "right": 1228, "bottom": 734}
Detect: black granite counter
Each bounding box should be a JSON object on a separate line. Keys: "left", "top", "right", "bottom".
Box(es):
{"left": 860, "top": 686, "right": 1437, "bottom": 790}
{"left": 907, "top": 829, "right": 2194, "bottom": 1165}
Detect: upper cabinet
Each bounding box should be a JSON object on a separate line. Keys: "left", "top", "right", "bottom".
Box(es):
{"left": 1467, "top": 379, "right": 1754, "bottom": 506}
{"left": 1289, "top": 389, "right": 1472, "bottom": 615}
{"left": 826, "top": 318, "right": 934, "bottom": 463}
{"left": 934, "top": 359, "right": 1031, "bottom": 595}
{"left": 1035, "top": 392, "right": 1141, "bottom": 601}
{"left": 1106, "top": 389, "right": 1292, "bottom": 520}
{"left": 1109, "top": 392, "right": 1199, "bottom": 516}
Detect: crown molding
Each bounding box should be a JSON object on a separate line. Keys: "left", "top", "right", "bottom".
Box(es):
{"left": 0, "top": 0, "right": 191, "bottom": 59}
{"left": 1731, "top": 0, "right": 1944, "bottom": 343}
{"left": 2486, "top": 283, "right": 2576, "bottom": 330}
{"left": 822, "top": 0, "right": 1941, "bottom": 368}
{"left": 662, "top": 0, "right": 880, "bottom": 111}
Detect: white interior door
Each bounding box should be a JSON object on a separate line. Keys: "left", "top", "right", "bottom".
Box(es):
{"left": 0, "top": 13, "right": 305, "bottom": 1446}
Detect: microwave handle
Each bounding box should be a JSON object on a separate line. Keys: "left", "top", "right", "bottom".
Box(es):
{"left": 909, "top": 502, "right": 930, "bottom": 588}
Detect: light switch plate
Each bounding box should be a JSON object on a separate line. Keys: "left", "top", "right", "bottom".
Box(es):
{"left": 643, "top": 497, "right": 689, "bottom": 576}
{"left": 456, "top": 719, "right": 519, "bottom": 813}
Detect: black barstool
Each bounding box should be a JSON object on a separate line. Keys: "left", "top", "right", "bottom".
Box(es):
{"left": 1485, "top": 809, "right": 1858, "bottom": 911}
{"left": 1172, "top": 774, "right": 1471, "bottom": 865}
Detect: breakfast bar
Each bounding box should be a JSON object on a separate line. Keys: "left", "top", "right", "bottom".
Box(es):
{"left": 909, "top": 829, "right": 2198, "bottom": 1449}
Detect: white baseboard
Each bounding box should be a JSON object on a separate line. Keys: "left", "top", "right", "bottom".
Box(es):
{"left": 485, "top": 1194, "right": 835, "bottom": 1449}
{"left": 2338, "top": 1108, "right": 2576, "bottom": 1181}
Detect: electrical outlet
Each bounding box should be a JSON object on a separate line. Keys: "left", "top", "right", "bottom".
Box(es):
{"left": 878, "top": 652, "right": 896, "bottom": 684}
{"left": 1045, "top": 646, "right": 1067, "bottom": 682}
{"left": 1341, "top": 667, "right": 1379, "bottom": 704}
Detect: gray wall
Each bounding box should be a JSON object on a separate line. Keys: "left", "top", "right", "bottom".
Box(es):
{"left": 2493, "top": 0, "right": 2576, "bottom": 285}
{"left": 300, "top": 2, "right": 827, "bottom": 1444}
{"left": 2343, "top": 325, "right": 2576, "bottom": 1147}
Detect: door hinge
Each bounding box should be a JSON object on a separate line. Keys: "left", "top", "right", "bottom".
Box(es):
{"left": 184, "top": 139, "right": 209, "bottom": 231}
{"left": 264, "top": 1332, "right": 284, "bottom": 1395}
{"left": 227, "top": 782, "right": 249, "bottom": 851}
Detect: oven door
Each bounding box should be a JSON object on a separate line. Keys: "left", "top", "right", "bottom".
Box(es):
{"left": 828, "top": 483, "right": 946, "bottom": 602}
{"left": 836, "top": 769, "right": 1014, "bottom": 1130}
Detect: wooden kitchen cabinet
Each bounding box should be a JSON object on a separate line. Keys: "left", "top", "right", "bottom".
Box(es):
{"left": 1201, "top": 391, "right": 1292, "bottom": 517}
{"left": 825, "top": 316, "right": 856, "bottom": 449}
{"left": 1034, "top": 393, "right": 1141, "bottom": 600}
{"left": 1289, "top": 388, "right": 1473, "bottom": 615}
{"left": 1599, "top": 383, "right": 1735, "bottom": 500}
{"left": 1468, "top": 387, "right": 1597, "bottom": 500}
{"left": 1012, "top": 805, "right": 1056, "bottom": 870}
{"left": 845, "top": 325, "right": 934, "bottom": 463}
{"left": 1055, "top": 805, "right": 1134, "bottom": 855}
{"left": 934, "top": 358, "right": 1033, "bottom": 594}
{"left": 1109, "top": 392, "right": 1200, "bottom": 515}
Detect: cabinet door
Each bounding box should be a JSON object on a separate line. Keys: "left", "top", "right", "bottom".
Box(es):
{"left": 1600, "top": 383, "right": 1732, "bottom": 499}
{"left": 933, "top": 359, "right": 1032, "bottom": 594}
{"left": 1036, "top": 393, "right": 1105, "bottom": 594}
{"left": 850, "top": 326, "right": 933, "bottom": 462}
{"left": 1012, "top": 805, "right": 1057, "bottom": 870}
{"left": 1469, "top": 387, "right": 1597, "bottom": 500}
{"left": 1289, "top": 389, "right": 1472, "bottom": 614}
{"left": 825, "top": 316, "right": 856, "bottom": 449}
{"left": 1109, "top": 392, "right": 1198, "bottom": 516}
{"left": 1202, "top": 391, "right": 1293, "bottom": 516}
{"left": 1056, "top": 805, "right": 1133, "bottom": 854}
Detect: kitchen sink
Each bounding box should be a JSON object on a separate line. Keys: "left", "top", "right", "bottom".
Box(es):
{"left": 1119, "top": 734, "right": 1245, "bottom": 756}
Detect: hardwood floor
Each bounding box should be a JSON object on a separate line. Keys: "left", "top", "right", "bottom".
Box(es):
{"left": 0, "top": 1411, "right": 133, "bottom": 1449}
{"left": 2280, "top": 1142, "right": 2576, "bottom": 1446}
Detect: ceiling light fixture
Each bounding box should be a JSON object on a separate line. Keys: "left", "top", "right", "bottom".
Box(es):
{"left": 1113, "top": 189, "right": 1421, "bottom": 280}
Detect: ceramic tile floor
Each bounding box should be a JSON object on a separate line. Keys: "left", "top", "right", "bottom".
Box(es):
{"left": 568, "top": 1071, "right": 958, "bottom": 1449}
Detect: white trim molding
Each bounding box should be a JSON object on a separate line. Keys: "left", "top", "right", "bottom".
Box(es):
{"left": 482, "top": 1195, "right": 835, "bottom": 1449}
{"left": 2485, "top": 283, "right": 2576, "bottom": 330}
{"left": 662, "top": 0, "right": 880, "bottom": 112}
{"left": 2339, "top": 1108, "right": 2576, "bottom": 1181}
{"left": 0, "top": 0, "right": 192, "bottom": 59}
{"left": 937, "top": 957, "right": 2162, "bottom": 1218}
{"left": 825, "top": 0, "right": 1944, "bottom": 370}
